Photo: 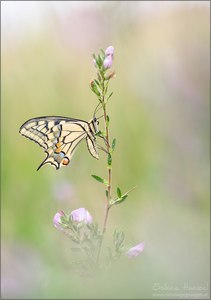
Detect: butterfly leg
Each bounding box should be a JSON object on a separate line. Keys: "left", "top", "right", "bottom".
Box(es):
{"left": 97, "top": 144, "right": 109, "bottom": 154}
{"left": 97, "top": 134, "right": 109, "bottom": 148}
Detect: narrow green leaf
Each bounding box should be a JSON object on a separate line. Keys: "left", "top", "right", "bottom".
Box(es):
{"left": 97, "top": 72, "right": 101, "bottom": 81}
{"left": 90, "top": 81, "right": 101, "bottom": 97}
{"left": 97, "top": 54, "right": 103, "bottom": 66}
{"left": 104, "top": 81, "right": 109, "bottom": 95}
{"left": 100, "top": 49, "right": 105, "bottom": 59}
{"left": 87, "top": 223, "right": 93, "bottom": 231}
{"left": 107, "top": 153, "right": 112, "bottom": 166}
{"left": 104, "top": 85, "right": 108, "bottom": 95}
{"left": 121, "top": 195, "right": 128, "bottom": 201}
{"left": 105, "top": 190, "right": 109, "bottom": 198}
{"left": 97, "top": 130, "right": 106, "bottom": 137}
{"left": 107, "top": 92, "right": 113, "bottom": 102}
{"left": 114, "top": 195, "right": 128, "bottom": 205}
{"left": 91, "top": 175, "right": 109, "bottom": 186}
{"left": 117, "top": 187, "right": 122, "bottom": 198}
{"left": 95, "top": 58, "right": 101, "bottom": 69}
{"left": 106, "top": 115, "right": 110, "bottom": 127}
{"left": 91, "top": 175, "right": 104, "bottom": 183}
{"left": 92, "top": 53, "right": 97, "bottom": 61}
{"left": 112, "top": 138, "right": 116, "bottom": 151}
{"left": 94, "top": 79, "right": 100, "bottom": 87}
{"left": 95, "top": 130, "right": 104, "bottom": 137}
{"left": 113, "top": 186, "right": 137, "bottom": 205}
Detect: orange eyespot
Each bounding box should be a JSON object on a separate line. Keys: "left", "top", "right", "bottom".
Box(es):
{"left": 62, "top": 158, "right": 69, "bottom": 166}
{"left": 55, "top": 147, "right": 61, "bottom": 154}
{"left": 56, "top": 142, "right": 61, "bottom": 148}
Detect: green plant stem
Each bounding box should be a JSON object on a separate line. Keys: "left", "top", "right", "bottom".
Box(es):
{"left": 96, "top": 77, "right": 112, "bottom": 265}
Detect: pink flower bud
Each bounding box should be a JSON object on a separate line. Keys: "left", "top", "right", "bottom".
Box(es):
{"left": 70, "top": 208, "right": 93, "bottom": 224}
{"left": 53, "top": 210, "right": 65, "bottom": 230}
{"left": 103, "top": 55, "right": 113, "bottom": 69}
{"left": 105, "top": 70, "right": 116, "bottom": 80}
{"left": 105, "top": 46, "right": 114, "bottom": 57}
{"left": 103, "top": 46, "right": 114, "bottom": 69}
{"left": 90, "top": 80, "right": 95, "bottom": 88}
{"left": 126, "top": 242, "right": 145, "bottom": 258}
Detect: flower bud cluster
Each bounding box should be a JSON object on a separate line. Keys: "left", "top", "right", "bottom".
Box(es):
{"left": 53, "top": 208, "right": 92, "bottom": 230}
{"left": 90, "top": 46, "right": 115, "bottom": 103}
{"left": 93, "top": 46, "right": 114, "bottom": 71}
{"left": 53, "top": 208, "right": 145, "bottom": 260}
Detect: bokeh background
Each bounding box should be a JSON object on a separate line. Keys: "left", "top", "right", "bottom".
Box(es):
{"left": 1, "top": 1, "right": 210, "bottom": 299}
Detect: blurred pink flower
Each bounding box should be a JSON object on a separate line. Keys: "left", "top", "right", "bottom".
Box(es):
{"left": 53, "top": 181, "right": 75, "bottom": 203}
{"left": 103, "top": 55, "right": 113, "bottom": 69}
{"left": 103, "top": 45, "right": 114, "bottom": 69}
{"left": 71, "top": 208, "right": 93, "bottom": 224}
{"left": 105, "top": 46, "right": 114, "bottom": 56}
{"left": 53, "top": 210, "right": 65, "bottom": 230}
{"left": 126, "top": 242, "right": 145, "bottom": 258}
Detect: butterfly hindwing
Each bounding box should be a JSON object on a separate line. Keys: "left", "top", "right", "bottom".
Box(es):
{"left": 19, "top": 116, "right": 99, "bottom": 170}
{"left": 86, "top": 136, "right": 99, "bottom": 159}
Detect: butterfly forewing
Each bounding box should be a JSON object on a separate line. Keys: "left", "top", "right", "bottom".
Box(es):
{"left": 19, "top": 116, "right": 99, "bottom": 170}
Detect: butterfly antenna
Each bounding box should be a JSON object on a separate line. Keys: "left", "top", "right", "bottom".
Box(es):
{"left": 96, "top": 114, "right": 104, "bottom": 120}
{"left": 93, "top": 102, "right": 103, "bottom": 118}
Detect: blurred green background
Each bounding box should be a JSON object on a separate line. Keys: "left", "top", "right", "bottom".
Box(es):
{"left": 1, "top": 1, "right": 210, "bottom": 299}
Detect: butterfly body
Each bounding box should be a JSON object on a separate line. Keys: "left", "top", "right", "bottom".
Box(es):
{"left": 19, "top": 116, "right": 99, "bottom": 170}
